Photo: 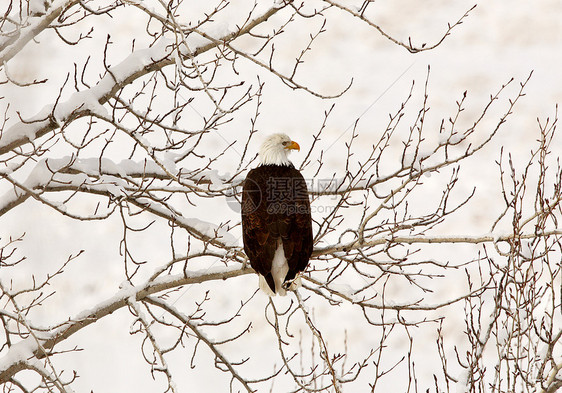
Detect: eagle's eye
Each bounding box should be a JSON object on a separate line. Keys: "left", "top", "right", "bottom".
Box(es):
{"left": 282, "top": 141, "right": 289, "bottom": 146}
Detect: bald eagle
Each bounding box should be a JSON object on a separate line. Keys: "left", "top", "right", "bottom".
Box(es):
{"left": 241, "top": 134, "right": 313, "bottom": 296}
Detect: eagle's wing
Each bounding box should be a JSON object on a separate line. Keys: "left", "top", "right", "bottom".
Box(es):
{"left": 282, "top": 167, "right": 313, "bottom": 282}
{"left": 241, "top": 168, "right": 278, "bottom": 293}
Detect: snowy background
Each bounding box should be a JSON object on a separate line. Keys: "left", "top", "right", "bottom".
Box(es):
{"left": 2, "top": 0, "right": 562, "bottom": 391}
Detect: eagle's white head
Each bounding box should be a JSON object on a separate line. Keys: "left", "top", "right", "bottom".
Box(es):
{"left": 259, "top": 133, "right": 301, "bottom": 166}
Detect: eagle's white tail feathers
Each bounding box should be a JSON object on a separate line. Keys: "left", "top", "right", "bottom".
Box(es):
{"left": 258, "top": 274, "right": 276, "bottom": 296}
{"left": 271, "top": 239, "right": 289, "bottom": 295}
{"left": 258, "top": 239, "right": 302, "bottom": 296}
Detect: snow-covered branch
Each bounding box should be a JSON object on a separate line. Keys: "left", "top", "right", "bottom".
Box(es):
{"left": 0, "top": 265, "right": 250, "bottom": 384}
{"left": 0, "top": 2, "right": 286, "bottom": 155}
{"left": 0, "top": 0, "right": 80, "bottom": 64}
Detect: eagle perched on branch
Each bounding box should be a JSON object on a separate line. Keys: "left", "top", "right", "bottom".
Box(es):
{"left": 241, "top": 134, "right": 313, "bottom": 296}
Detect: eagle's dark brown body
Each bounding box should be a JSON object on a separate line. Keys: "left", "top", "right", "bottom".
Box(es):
{"left": 241, "top": 164, "right": 313, "bottom": 294}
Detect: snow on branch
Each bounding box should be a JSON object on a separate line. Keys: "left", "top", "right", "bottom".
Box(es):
{"left": 0, "top": 2, "right": 286, "bottom": 155}
{"left": 0, "top": 264, "right": 251, "bottom": 384}
{"left": 0, "top": 0, "right": 80, "bottom": 64}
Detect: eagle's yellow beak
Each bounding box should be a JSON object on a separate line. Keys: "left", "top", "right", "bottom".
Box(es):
{"left": 285, "top": 141, "right": 300, "bottom": 151}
